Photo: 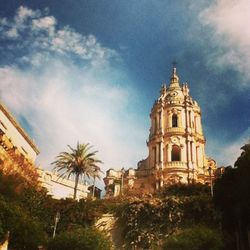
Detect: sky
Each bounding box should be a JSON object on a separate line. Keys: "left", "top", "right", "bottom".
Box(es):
{"left": 0, "top": 0, "right": 249, "bottom": 182}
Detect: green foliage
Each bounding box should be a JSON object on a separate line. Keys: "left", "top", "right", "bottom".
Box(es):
{"left": 52, "top": 142, "right": 103, "bottom": 199}
{"left": 214, "top": 143, "right": 250, "bottom": 217}
{"left": 19, "top": 186, "right": 55, "bottom": 231}
{"left": 0, "top": 171, "right": 27, "bottom": 201}
{"left": 0, "top": 213, "right": 5, "bottom": 241}
{"left": 0, "top": 195, "right": 47, "bottom": 249}
{"left": 47, "top": 227, "right": 111, "bottom": 250}
{"left": 50, "top": 198, "right": 114, "bottom": 233}
{"left": 214, "top": 143, "right": 250, "bottom": 249}
{"left": 118, "top": 198, "right": 181, "bottom": 249}
{"left": 117, "top": 195, "right": 220, "bottom": 249}
{"left": 182, "top": 195, "right": 220, "bottom": 227}
{"left": 158, "top": 183, "right": 210, "bottom": 197}
{"left": 162, "top": 225, "right": 224, "bottom": 250}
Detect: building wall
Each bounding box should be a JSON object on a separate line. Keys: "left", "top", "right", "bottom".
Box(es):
{"left": 38, "top": 169, "right": 90, "bottom": 200}
{"left": 0, "top": 103, "right": 39, "bottom": 161}
{"left": 104, "top": 68, "right": 217, "bottom": 196}
{"left": 0, "top": 102, "right": 39, "bottom": 184}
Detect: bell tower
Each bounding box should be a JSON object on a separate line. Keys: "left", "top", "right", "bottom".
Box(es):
{"left": 147, "top": 67, "right": 215, "bottom": 187}
{"left": 104, "top": 66, "right": 217, "bottom": 196}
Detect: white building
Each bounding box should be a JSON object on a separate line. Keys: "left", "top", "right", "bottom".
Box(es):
{"left": 0, "top": 102, "right": 39, "bottom": 184}
{"left": 38, "top": 169, "right": 90, "bottom": 200}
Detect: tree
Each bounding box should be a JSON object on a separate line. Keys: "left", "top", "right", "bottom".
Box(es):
{"left": 0, "top": 196, "right": 47, "bottom": 250}
{"left": 214, "top": 143, "right": 250, "bottom": 250}
{"left": 163, "top": 225, "right": 224, "bottom": 250}
{"left": 47, "top": 227, "right": 111, "bottom": 250}
{"left": 52, "top": 142, "right": 102, "bottom": 200}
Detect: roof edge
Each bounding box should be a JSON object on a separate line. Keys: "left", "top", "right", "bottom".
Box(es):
{"left": 0, "top": 102, "right": 40, "bottom": 155}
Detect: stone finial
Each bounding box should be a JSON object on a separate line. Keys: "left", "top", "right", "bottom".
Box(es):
{"left": 160, "top": 83, "right": 167, "bottom": 96}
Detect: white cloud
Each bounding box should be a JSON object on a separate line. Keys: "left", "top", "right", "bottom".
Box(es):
{"left": 0, "top": 62, "right": 147, "bottom": 174}
{"left": 0, "top": 6, "right": 39, "bottom": 39}
{"left": 207, "top": 127, "right": 250, "bottom": 167}
{"left": 0, "top": 6, "right": 116, "bottom": 65}
{"left": 16, "top": 5, "right": 38, "bottom": 22}
{"left": 32, "top": 16, "right": 56, "bottom": 36}
{"left": 5, "top": 27, "right": 18, "bottom": 38}
{"left": 0, "top": 6, "right": 148, "bottom": 182}
{"left": 200, "top": 0, "right": 250, "bottom": 84}
{"left": 198, "top": 0, "right": 250, "bottom": 166}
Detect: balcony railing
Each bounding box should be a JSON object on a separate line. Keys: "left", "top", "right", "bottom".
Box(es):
{"left": 165, "top": 127, "right": 185, "bottom": 134}
{"left": 165, "top": 161, "right": 187, "bottom": 169}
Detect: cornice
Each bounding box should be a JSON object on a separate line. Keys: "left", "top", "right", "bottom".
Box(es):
{"left": 0, "top": 102, "right": 39, "bottom": 154}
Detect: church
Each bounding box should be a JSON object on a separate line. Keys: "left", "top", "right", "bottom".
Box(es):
{"left": 104, "top": 67, "right": 217, "bottom": 197}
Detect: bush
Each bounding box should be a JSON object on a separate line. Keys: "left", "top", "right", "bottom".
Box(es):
{"left": 47, "top": 227, "right": 112, "bottom": 250}
{"left": 117, "top": 197, "right": 183, "bottom": 249}
{"left": 158, "top": 183, "right": 210, "bottom": 197}
{"left": 0, "top": 196, "right": 47, "bottom": 249}
{"left": 163, "top": 225, "right": 224, "bottom": 250}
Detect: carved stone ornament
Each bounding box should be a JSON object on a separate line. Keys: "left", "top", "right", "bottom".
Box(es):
{"left": 170, "top": 136, "right": 180, "bottom": 145}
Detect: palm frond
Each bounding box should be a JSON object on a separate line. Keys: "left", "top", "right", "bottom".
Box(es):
{"left": 51, "top": 142, "right": 103, "bottom": 199}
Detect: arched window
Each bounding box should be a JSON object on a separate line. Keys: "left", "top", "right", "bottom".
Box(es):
{"left": 171, "top": 145, "right": 181, "bottom": 161}
{"left": 172, "top": 114, "right": 178, "bottom": 127}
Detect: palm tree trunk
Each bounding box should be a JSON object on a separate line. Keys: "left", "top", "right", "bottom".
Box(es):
{"left": 83, "top": 173, "right": 86, "bottom": 184}
{"left": 74, "top": 174, "right": 80, "bottom": 200}
{"left": 92, "top": 177, "right": 96, "bottom": 198}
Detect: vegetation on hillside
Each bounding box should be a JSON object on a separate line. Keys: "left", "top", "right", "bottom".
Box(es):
{"left": 116, "top": 187, "right": 221, "bottom": 249}
{"left": 213, "top": 143, "right": 250, "bottom": 250}
{"left": 162, "top": 225, "right": 224, "bottom": 250}
{"left": 0, "top": 143, "right": 249, "bottom": 249}
{"left": 47, "top": 227, "right": 111, "bottom": 250}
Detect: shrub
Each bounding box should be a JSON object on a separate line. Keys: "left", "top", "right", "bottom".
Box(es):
{"left": 158, "top": 183, "right": 210, "bottom": 197}
{"left": 117, "top": 197, "right": 183, "bottom": 249}
{"left": 162, "top": 225, "right": 224, "bottom": 250}
{"left": 47, "top": 227, "right": 112, "bottom": 250}
{"left": 0, "top": 196, "right": 47, "bottom": 250}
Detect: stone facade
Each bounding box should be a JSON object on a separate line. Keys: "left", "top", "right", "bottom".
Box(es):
{"left": 38, "top": 169, "right": 103, "bottom": 200}
{"left": 104, "top": 68, "right": 217, "bottom": 197}
{"left": 38, "top": 169, "right": 90, "bottom": 200}
{"left": 0, "top": 102, "right": 39, "bottom": 184}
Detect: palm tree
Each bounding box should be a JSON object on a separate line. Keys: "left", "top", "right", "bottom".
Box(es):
{"left": 52, "top": 142, "right": 102, "bottom": 200}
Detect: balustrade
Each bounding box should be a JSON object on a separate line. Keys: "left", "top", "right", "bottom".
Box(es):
{"left": 165, "top": 127, "right": 185, "bottom": 134}
{"left": 165, "top": 161, "right": 186, "bottom": 168}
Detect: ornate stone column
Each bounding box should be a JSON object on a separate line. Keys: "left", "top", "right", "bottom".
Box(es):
{"left": 167, "top": 144, "right": 172, "bottom": 162}
{"left": 181, "top": 145, "right": 185, "bottom": 162}
{"left": 192, "top": 141, "right": 197, "bottom": 167}
{"left": 177, "top": 111, "right": 182, "bottom": 127}
{"left": 167, "top": 110, "right": 172, "bottom": 128}
{"left": 160, "top": 142, "right": 163, "bottom": 167}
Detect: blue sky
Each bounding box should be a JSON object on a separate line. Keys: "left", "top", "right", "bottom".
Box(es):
{"left": 0, "top": 0, "right": 249, "bottom": 176}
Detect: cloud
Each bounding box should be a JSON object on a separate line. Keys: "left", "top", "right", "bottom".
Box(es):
{"left": 207, "top": 127, "right": 250, "bottom": 167}
{"left": 0, "top": 6, "right": 148, "bottom": 182}
{"left": 197, "top": 0, "right": 250, "bottom": 164}
{"left": 0, "top": 6, "right": 116, "bottom": 65}
{"left": 16, "top": 5, "right": 38, "bottom": 22}
{"left": 32, "top": 16, "right": 56, "bottom": 30}
{"left": 200, "top": 0, "right": 250, "bottom": 84}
